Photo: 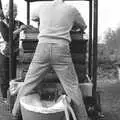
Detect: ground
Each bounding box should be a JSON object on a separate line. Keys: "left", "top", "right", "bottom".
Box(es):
{"left": 0, "top": 98, "right": 12, "bottom": 120}
{"left": 0, "top": 79, "right": 120, "bottom": 120}
{"left": 98, "top": 79, "right": 120, "bottom": 120}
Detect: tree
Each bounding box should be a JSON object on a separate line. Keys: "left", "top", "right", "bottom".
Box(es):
{"left": 104, "top": 28, "right": 117, "bottom": 49}
{"left": 103, "top": 27, "right": 120, "bottom": 64}
{"left": 115, "top": 27, "right": 120, "bottom": 50}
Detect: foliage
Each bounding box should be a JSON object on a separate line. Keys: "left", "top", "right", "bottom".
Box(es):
{"left": 104, "top": 28, "right": 117, "bottom": 49}
{"left": 104, "top": 27, "right": 120, "bottom": 50}
{"left": 97, "top": 26, "right": 120, "bottom": 80}
{"left": 115, "top": 27, "right": 120, "bottom": 49}
{"left": 97, "top": 44, "right": 118, "bottom": 64}
{"left": 97, "top": 43, "right": 119, "bottom": 80}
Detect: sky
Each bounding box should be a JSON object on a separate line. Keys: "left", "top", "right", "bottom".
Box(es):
{"left": 1, "top": 0, "right": 120, "bottom": 41}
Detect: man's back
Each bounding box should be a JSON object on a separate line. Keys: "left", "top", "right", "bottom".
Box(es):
{"left": 32, "top": 2, "right": 86, "bottom": 43}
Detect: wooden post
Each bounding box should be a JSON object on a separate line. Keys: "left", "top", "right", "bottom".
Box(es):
{"left": 88, "top": 0, "right": 93, "bottom": 79}
{"left": 27, "top": 1, "right": 30, "bottom": 25}
{"left": 0, "top": 0, "right": 2, "bottom": 9}
{"left": 9, "top": 0, "right": 15, "bottom": 80}
{"left": 92, "top": 0, "right": 98, "bottom": 96}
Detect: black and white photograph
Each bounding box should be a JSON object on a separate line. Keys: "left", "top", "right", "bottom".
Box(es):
{"left": 0, "top": 0, "right": 119, "bottom": 120}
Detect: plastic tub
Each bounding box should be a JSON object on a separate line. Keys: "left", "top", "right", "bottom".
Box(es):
{"left": 79, "top": 82, "right": 93, "bottom": 96}
{"left": 20, "top": 94, "right": 66, "bottom": 120}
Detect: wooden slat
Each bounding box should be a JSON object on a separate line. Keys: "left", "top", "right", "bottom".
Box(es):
{"left": 24, "top": 0, "right": 90, "bottom": 2}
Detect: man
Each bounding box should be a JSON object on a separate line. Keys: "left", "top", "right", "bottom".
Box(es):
{"left": 12, "top": 0, "right": 88, "bottom": 120}
{"left": 0, "top": 3, "right": 26, "bottom": 103}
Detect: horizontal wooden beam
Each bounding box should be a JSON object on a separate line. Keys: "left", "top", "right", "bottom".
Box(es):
{"left": 24, "top": 0, "right": 90, "bottom": 2}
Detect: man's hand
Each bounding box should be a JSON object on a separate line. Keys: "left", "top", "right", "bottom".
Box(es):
{"left": 9, "top": 80, "right": 24, "bottom": 95}
{"left": 13, "top": 25, "right": 27, "bottom": 35}
{"left": 20, "top": 25, "right": 27, "bottom": 31}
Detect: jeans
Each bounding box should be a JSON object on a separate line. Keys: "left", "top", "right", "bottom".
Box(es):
{"left": 0, "top": 53, "right": 9, "bottom": 98}
{"left": 12, "top": 43, "right": 88, "bottom": 120}
{"left": 0, "top": 52, "right": 17, "bottom": 98}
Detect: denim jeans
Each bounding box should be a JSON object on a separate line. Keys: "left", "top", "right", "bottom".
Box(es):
{"left": 12, "top": 43, "right": 88, "bottom": 120}
{"left": 0, "top": 53, "right": 9, "bottom": 98}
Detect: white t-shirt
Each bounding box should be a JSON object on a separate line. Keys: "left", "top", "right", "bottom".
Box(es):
{"left": 31, "top": 2, "right": 87, "bottom": 45}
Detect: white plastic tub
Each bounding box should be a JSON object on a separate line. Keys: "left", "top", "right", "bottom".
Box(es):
{"left": 20, "top": 94, "right": 66, "bottom": 120}
{"left": 79, "top": 82, "right": 93, "bottom": 97}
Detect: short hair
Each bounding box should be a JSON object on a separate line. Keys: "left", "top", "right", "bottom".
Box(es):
{"left": 3, "top": 3, "right": 18, "bottom": 18}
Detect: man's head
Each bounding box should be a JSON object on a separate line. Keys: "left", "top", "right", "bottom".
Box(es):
{"left": 3, "top": 3, "right": 18, "bottom": 19}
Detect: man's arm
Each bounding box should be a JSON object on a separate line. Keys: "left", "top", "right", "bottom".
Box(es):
{"left": 13, "top": 25, "right": 27, "bottom": 35}
{"left": 73, "top": 8, "right": 87, "bottom": 32}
